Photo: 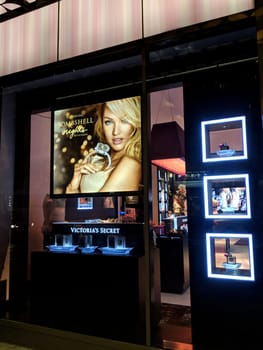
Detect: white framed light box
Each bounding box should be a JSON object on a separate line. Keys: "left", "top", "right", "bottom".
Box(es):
{"left": 201, "top": 116, "right": 247, "bottom": 162}
{"left": 203, "top": 174, "right": 251, "bottom": 219}
{"left": 206, "top": 233, "right": 255, "bottom": 281}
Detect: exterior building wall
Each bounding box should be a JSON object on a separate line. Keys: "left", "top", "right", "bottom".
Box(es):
{"left": 0, "top": 0, "right": 254, "bottom": 76}
{"left": 0, "top": 1, "right": 261, "bottom": 350}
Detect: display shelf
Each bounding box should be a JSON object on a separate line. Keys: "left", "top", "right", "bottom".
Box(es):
{"left": 201, "top": 116, "right": 247, "bottom": 162}
{"left": 157, "top": 168, "right": 168, "bottom": 222}
{"left": 49, "top": 222, "right": 145, "bottom": 256}
{"left": 206, "top": 233, "right": 255, "bottom": 281}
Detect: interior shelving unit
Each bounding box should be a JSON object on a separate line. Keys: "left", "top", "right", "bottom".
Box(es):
{"left": 157, "top": 168, "right": 168, "bottom": 223}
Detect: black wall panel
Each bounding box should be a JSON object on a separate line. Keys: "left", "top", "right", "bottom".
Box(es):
{"left": 184, "top": 61, "right": 263, "bottom": 349}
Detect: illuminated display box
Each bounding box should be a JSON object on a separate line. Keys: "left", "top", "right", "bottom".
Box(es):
{"left": 203, "top": 174, "right": 251, "bottom": 219}
{"left": 206, "top": 233, "right": 255, "bottom": 281}
{"left": 201, "top": 116, "right": 247, "bottom": 162}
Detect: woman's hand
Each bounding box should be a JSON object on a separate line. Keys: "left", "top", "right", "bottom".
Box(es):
{"left": 65, "top": 149, "right": 98, "bottom": 193}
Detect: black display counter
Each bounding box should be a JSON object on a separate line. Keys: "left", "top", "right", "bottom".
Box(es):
{"left": 157, "top": 234, "right": 190, "bottom": 294}
{"left": 30, "top": 249, "right": 159, "bottom": 344}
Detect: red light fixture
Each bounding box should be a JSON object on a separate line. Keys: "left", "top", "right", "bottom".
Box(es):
{"left": 151, "top": 121, "right": 186, "bottom": 175}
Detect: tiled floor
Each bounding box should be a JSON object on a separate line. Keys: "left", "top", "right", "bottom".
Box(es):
{"left": 161, "top": 287, "right": 191, "bottom": 306}
{"left": 160, "top": 288, "right": 192, "bottom": 350}
{"left": 2, "top": 288, "right": 192, "bottom": 350}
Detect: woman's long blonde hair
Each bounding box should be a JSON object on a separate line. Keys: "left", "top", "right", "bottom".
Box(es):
{"left": 94, "top": 96, "right": 141, "bottom": 162}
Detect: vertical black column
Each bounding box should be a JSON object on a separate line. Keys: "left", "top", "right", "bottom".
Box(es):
{"left": 184, "top": 58, "right": 263, "bottom": 350}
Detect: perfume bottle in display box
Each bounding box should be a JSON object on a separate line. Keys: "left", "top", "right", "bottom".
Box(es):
{"left": 203, "top": 174, "right": 251, "bottom": 219}
{"left": 98, "top": 235, "right": 133, "bottom": 255}
{"left": 99, "top": 235, "right": 133, "bottom": 255}
{"left": 206, "top": 233, "right": 255, "bottom": 281}
{"left": 201, "top": 116, "right": 247, "bottom": 162}
{"left": 77, "top": 234, "right": 98, "bottom": 254}
{"left": 47, "top": 234, "right": 78, "bottom": 252}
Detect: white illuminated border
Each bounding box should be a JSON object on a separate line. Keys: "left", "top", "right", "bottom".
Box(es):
{"left": 203, "top": 173, "right": 251, "bottom": 219}
{"left": 206, "top": 233, "right": 255, "bottom": 281}
{"left": 201, "top": 116, "right": 247, "bottom": 162}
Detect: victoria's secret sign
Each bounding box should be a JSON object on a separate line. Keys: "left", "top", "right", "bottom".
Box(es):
{"left": 70, "top": 226, "right": 121, "bottom": 235}
{"left": 52, "top": 222, "right": 143, "bottom": 236}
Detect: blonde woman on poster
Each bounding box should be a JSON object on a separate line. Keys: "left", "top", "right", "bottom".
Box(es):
{"left": 66, "top": 96, "right": 141, "bottom": 194}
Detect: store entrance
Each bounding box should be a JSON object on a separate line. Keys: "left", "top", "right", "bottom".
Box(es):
{"left": 150, "top": 87, "right": 192, "bottom": 347}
